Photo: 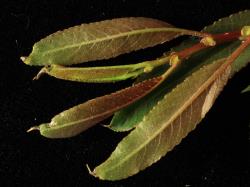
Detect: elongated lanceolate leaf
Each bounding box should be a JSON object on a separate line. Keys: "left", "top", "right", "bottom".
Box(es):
{"left": 109, "top": 10, "right": 250, "bottom": 132}
{"left": 92, "top": 58, "right": 232, "bottom": 180}
{"left": 22, "top": 17, "right": 206, "bottom": 66}
{"left": 35, "top": 56, "right": 169, "bottom": 83}
{"left": 35, "top": 64, "right": 146, "bottom": 83}
{"left": 93, "top": 34, "right": 250, "bottom": 180}
{"left": 28, "top": 76, "right": 163, "bottom": 138}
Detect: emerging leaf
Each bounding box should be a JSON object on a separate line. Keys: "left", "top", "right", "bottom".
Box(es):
{"left": 109, "top": 10, "right": 250, "bottom": 132}
{"left": 21, "top": 17, "right": 206, "bottom": 66}
{"left": 34, "top": 56, "right": 169, "bottom": 83}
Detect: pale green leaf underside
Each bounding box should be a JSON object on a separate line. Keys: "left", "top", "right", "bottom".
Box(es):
{"left": 37, "top": 56, "right": 169, "bottom": 83}
{"left": 23, "top": 17, "right": 203, "bottom": 66}
{"left": 109, "top": 10, "right": 250, "bottom": 132}
{"left": 93, "top": 58, "right": 232, "bottom": 180}
{"left": 38, "top": 63, "right": 146, "bottom": 83}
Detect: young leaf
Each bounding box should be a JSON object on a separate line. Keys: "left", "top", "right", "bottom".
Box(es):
{"left": 21, "top": 17, "right": 206, "bottom": 66}
{"left": 109, "top": 10, "right": 250, "bottom": 132}
{"left": 27, "top": 76, "right": 164, "bottom": 138}
{"left": 34, "top": 56, "right": 169, "bottom": 83}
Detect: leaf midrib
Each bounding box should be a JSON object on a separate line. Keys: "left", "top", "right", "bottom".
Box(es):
{"left": 46, "top": 77, "right": 162, "bottom": 131}
{"left": 40, "top": 27, "right": 182, "bottom": 56}
{"left": 99, "top": 60, "right": 228, "bottom": 175}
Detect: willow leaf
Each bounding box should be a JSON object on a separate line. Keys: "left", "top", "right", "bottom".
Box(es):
{"left": 35, "top": 56, "right": 169, "bottom": 83}
{"left": 203, "top": 10, "right": 250, "bottom": 33}
{"left": 21, "top": 17, "right": 206, "bottom": 66}
{"left": 92, "top": 57, "right": 237, "bottom": 180}
{"left": 93, "top": 33, "right": 250, "bottom": 180}
{"left": 27, "top": 76, "right": 164, "bottom": 138}
{"left": 109, "top": 10, "right": 250, "bottom": 132}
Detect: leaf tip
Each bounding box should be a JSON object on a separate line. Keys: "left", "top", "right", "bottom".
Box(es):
{"left": 20, "top": 56, "right": 31, "bottom": 65}
{"left": 33, "top": 67, "right": 48, "bottom": 80}
{"left": 27, "top": 126, "right": 40, "bottom": 133}
{"left": 86, "top": 164, "right": 98, "bottom": 178}
{"left": 241, "top": 85, "right": 250, "bottom": 93}
{"left": 20, "top": 56, "right": 26, "bottom": 62}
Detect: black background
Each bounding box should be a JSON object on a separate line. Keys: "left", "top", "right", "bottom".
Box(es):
{"left": 1, "top": 0, "right": 250, "bottom": 186}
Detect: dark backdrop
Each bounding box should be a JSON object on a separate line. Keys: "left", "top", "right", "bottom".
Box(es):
{"left": 1, "top": 0, "right": 249, "bottom": 186}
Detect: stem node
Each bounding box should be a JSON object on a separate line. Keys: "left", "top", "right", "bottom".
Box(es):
{"left": 200, "top": 36, "right": 216, "bottom": 46}
{"left": 241, "top": 26, "right": 250, "bottom": 38}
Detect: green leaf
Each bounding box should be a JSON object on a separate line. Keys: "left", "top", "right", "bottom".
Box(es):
{"left": 34, "top": 56, "right": 170, "bottom": 83}
{"left": 93, "top": 14, "right": 250, "bottom": 180}
{"left": 241, "top": 85, "right": 250, "bottom": 93}
{"left": 203, "top": 10, "right": 250, "bottom": 73}
{"left": 93, "top": 58, "right": 233, "bottom": 180}
{"left": 21, "top": 17, "right": 206, "bottom": 66}
{"left": 203, "top": 10, "right": 250, "bottom": 33}
{"left": 27, "top": 76, "right": 164, "bottom": 138}
{"left": 109, "top": 10, "right": 250, "bottom": 132}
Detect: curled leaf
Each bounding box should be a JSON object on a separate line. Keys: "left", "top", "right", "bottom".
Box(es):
{"left": 34, "top": 64, "right": 146, "bottom": 83}
{"left": 22, "top": 17, "right": 206, "bottom": 66}
{"left": 34, "top": 56, "right": 170, "bottom": 83}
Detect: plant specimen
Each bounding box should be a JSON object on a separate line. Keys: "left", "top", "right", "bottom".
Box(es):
{"left": 21, "top": 10, "right": 250, "bottom": 180}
